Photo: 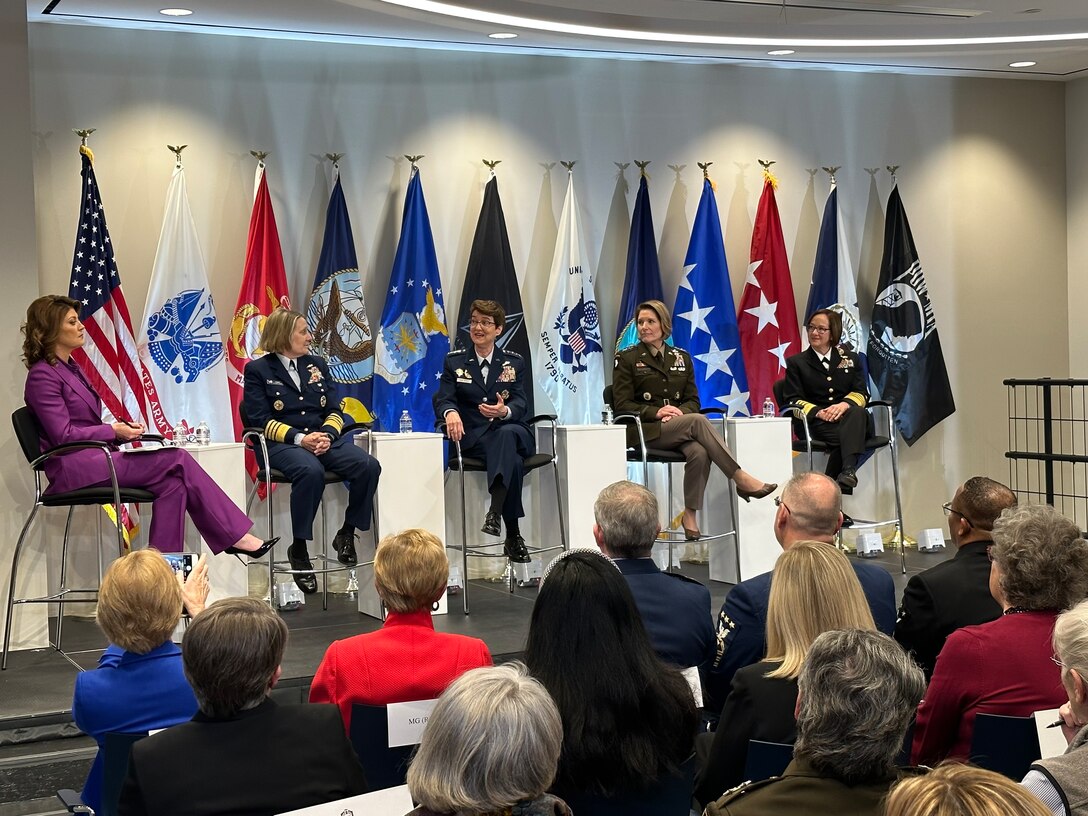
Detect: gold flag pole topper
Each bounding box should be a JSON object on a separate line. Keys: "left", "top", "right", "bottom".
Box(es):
{"left": 823, "top": 165, "right": 841, "bottom": 185}
{"left": 560, "top": 160, "right": 576, "bottom": 173}
{"left": 635, "top": 159, "right": 651, "bottom": 178}
{"left": 250, "top": 150, "right": 269, "bottom": 168}
{"left": 758, "top": 158, "right": 779, "bottom": 188}
{"left": 168, "top": 144, "right": 188, "bottom": 168}
{"left": 326, "top": 152, "right": 345, "bottom": 171}
{"left": 483, "top": 159, "right": 501, "bottom": 176}
{"left": 74, "top": 128, "right": 96, "bottom": 163}
{"left": 887, "top": 164, "right": 900, "bottom": 182}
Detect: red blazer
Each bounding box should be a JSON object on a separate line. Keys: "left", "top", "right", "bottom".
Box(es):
{"left": 309, "top": 609, "right": 492, "bottom": 730}
{"left": 911, "top": 610, "right": 1065, "bottom": 765}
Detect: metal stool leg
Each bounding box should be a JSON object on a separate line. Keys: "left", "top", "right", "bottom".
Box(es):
{"left": 459, "top": 466, "right": 470, "bottom": 615}
{"left": 2, "top": 505, "right": 41, "bottom": 670}
{"left": 320, "top": 499, "right": 329, "bottom": 612}
{"left": 890, "top": 434, "right": 906, "bottom": 575}
{"left": 55, "top": 507, "right": 78, "bottom": 657}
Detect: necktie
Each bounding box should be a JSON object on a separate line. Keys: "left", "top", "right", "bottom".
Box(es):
{"left": 288, "top": 360, "right": 300, "bottom": 389}
{"left": 480, "top": 359, "right": 490, "bottom": 382}
{"left": 821, "top": 356, "right": 830, "bottom": 371}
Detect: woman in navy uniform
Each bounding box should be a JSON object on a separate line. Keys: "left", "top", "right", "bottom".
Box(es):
{"left": 612, "top": 300, "right": 775, "bottom": 540}
{"left": 781, "top": 309, "right": 869, "bottom": 491}
{"left": 433, "top": 300, "right": 533, "bottom": 563}
{"left": 243, "top": 308, "right": 380, "bottom": 593}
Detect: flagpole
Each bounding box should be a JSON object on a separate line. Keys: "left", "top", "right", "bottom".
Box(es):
{"left": 483, "top": 159, "right": 501, "bottom": 177}
{"left": 325, "top": 152, "right": 345, "bottom": 173}
{"left": 822, "top": 165, "right": 841, "bottom": 186}
{"left": 887, "top": 165, "right": 900, "bottom": 183}
{"left": 168, "top": 144, "right": 187, "bottom": 169}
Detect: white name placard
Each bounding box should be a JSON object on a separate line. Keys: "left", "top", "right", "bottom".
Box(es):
{"left": 387, "top": 698, "right": 439, "bottom": 748}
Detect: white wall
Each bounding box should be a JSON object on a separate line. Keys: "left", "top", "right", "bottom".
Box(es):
{"left": 1068, "top": 76, "right": 1088, "bottom": 377}
{"left": 15, "top": 23, "right": 1069, "bottom": 625}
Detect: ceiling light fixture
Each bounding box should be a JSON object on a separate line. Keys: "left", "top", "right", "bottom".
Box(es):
{"left": 488, "top": 32, "right": 518, "bottom": 39}
{"left": 1009, "top": 60, "right": 1037, "bottom": 67}
{"left": 767, "top": 49, "right": 795, "bottom": 56}
{"left": 159, "top": 8, "right": 193, "bottom": 15}
{"left": 376, "top": 0, "right": 1088, "bottom": 48}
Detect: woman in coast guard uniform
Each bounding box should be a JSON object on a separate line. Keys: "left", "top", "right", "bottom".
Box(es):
{"left": 243, "top": 308, "right": 380, "bottom": 593}
{"left": 21, "top": 295, "right": 273, "bottom": 558}
{"left": 612, "top": 300, "right": 776, "bottom": 540}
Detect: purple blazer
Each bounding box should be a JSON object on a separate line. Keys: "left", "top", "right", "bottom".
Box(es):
{"left": 24, "top": 359, "right": 122, "bottom": 494}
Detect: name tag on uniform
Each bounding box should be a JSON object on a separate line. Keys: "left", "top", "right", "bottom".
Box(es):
{"left": 456, "top": 376, "right": 472, "bottom": 383}
{"left": 267, "top": 379, "right": 284, "bottom": 385}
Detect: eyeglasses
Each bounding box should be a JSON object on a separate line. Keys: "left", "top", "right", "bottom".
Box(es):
{"left": 774, "top": 496, "right": 791, "bottom": 515}
{"left": 806, "top": 325, "right": 831, "bottom": 334}
{"left": 942, "top": 501, "right": 975, "bottom": 529}
{"left": 469, "top": 319, "right": 496, "bottom": 328}
{"left": 1052, "top": 654, "right": 1067, "bottom": 669}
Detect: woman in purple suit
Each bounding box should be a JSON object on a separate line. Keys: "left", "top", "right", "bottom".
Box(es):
{"left": 21, "top": 295, "right": 273, "bottom": 558}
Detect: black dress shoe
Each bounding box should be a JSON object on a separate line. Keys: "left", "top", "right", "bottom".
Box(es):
{"left": 287, "top": 549, "right": 318, "bottom": 595}
{"left": 836, "top": 468, "right": 858, "bottom": 490}
{"left": 503, "top": 534, "right": 531, "bottom": 564}
{"left": 841, "top": 512, "right": 855, "bottom": 528}
{"left": 481, "top": 510, "right": 502, "bottom": 537}
{"left": 333, "top": 531, "right": 357, "bottom": 566}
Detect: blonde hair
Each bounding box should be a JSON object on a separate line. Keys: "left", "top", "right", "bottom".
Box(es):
{"left": 97, "top": 549, "right": 183, "bottom": 654}
{"left": 764, "top": 540, "right": 875, "bottom": 679}
{"left": 258, "top": 308, "right": 305, "bottom": 356}
{"left": 374, "top": 529, "right": 449, "bottom": 613}
{"left": 884, "top": 762, "right": 1051, "bottom": 816}
{"left": 636, "top": 300, "right": 672, "bottom": 339}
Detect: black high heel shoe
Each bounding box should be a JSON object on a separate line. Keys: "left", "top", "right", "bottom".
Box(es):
{"left": 736, "top": 483, "right": 778, "bottom": 503}
{"left": 225, "top": 537, "right": 278, "bottom": 562}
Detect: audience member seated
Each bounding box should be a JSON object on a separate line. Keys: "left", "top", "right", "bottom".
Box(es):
{"left": 118, "top": 598, "right": 367, "bottom": 816}
{"left": 309, "top": 528, "right": 492, "bottom": 728}
{"left": 592, "top": 480, "right": 714, "bottom": 676}
{"left": 524, "top": 549, "right": 698, "bottom": 806}
{"left": 895, "top": 476, "right": 1016, "bottom": 679}
{"left": 695, "top": 540, "right": 876, "bottom": 806}
{"left": 1022, "top": 598, "right": 1088, "bottom": 816}
{"left": 913, "top": 503, "right": 1088, "bottom": 766}
{"left": 73, "top": 549, "right": 207, "bottom": 814}
{"left": 888, "top": 762, "right": 1050, "bottom": 816}
{"left": 707, "top": 471, "right": 896, "bottom": 709}
{"left": 405, "top": 663, "right": 571, "bottom": 816}
{"left": 703, "top": 629, "right": 925, "bottom": 816}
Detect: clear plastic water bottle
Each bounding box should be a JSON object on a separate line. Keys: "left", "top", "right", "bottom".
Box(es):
{"left": 172, "top": 421, "right": 186, "bottom": 447}
{"left": 399, "top": 410, "right": 413, "bottom": 434}
{"left": 762, "top": 397, "right": 775, "bottom": 418}
{"left": 602, "top": 404, "right": 613, "bottom": 425}
{"left": 196, "top": 421, "right": 210, "bottom": 446}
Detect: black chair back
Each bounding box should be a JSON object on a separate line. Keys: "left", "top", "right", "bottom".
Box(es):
{"left": 101, "top": 732, "right": 147, "bottom": 816}
{"left": 348, "top": 704, "right": 418, "bottom": 791}
{"left": 743, "top": 740, "right": 794, "bottom": 783}
{"left": 12, "top": 406, "right": 44, "bottom": 465}
{"left": 604, "top": 384, "right": 614, "bottom": 406}
{"left": 558, "top": 755, "right": 695, "bottom": 816}
{"left": 969, "top": 713, "right": 1041, "bottom": 779}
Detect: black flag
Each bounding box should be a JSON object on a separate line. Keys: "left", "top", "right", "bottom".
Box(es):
{"left": 457, "top": 176, "right": 534, "bottom": 410}
{"left": 866, "top": 185, "right": 955, "bottom": 445}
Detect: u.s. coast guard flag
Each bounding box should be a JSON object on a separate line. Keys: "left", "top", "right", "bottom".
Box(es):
{"left": 672, "top": 177, "right": 750, "bottom": 416}
{"left": 537, "top": 171, "right": 605, "bottom": 424}
{"left": 806, "top": 183, "right": 865, "bottom": 358}
{"left": 307, "top": 173, "right": 375, "bottom": 425}
{"left": 373, "top": 167, "right": 450, "bottom": 432}
{"left": 137, "top": 162, "right": 232, "bottom": 441}
{"left": 616, "top": 172, "right": 666, "bottom": 352}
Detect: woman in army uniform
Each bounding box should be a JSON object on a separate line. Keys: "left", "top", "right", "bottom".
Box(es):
{"left": 612, "top": 300, "right": 775, "bottom": 540}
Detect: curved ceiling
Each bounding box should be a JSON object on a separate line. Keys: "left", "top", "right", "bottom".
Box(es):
{"left": 34, "top": 0, "right": 1088, "bottom": 78}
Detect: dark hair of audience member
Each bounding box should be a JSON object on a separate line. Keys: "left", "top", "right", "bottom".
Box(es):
{"left": 523, "top": 550, "right": 697, "bottom": 796}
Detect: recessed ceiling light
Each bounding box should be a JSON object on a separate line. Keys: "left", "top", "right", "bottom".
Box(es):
{"left": 159, "top": 8, "right": 193, "bottom": 15}
{"left": 1009, "top": 60, "right": 1037, "bottom": 67}
{"left": 768, "top": 49, "right": 795, "bottom": 56}
{"left": 488, "top": 32, "right": 518, "bottom": 39}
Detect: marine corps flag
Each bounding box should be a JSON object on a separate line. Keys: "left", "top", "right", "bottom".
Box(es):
{"left": 307, "top": 173, "right": 375, "bottom": 425}
{"left": 456, "top": 175, "right": 533, "bottom": 411}
{"left": 867, "top": 185, "right": 955, "bottom": 445}
{"left": 737, "top": 167, "right": 802, "bottom": 411}
{"left": 616, "top": 172, "right": 666, "bottom": 352}
{"left": 373, "top": 166, "right": 450, "bottom": 432}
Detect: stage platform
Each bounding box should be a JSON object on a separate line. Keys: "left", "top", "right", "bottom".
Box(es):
{"left": 0, "top": 546, "right": 942, "bottom": 815}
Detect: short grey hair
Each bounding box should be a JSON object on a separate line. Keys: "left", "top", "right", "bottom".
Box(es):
{"left": 182, "top": 598, "right": 288, "bottom": 719}
{"left": 794, "top": 629, "right": 924, "bottom": 784}
{"left": 1054, "top": 599, "right": 1088, "bottom": 681}
{"left": 407, "top": 662, "right": 563, "bottom": 813}
{"left": 593, "top": 480, "right": 659, "bottom": 559}
{"left": 990, "top": 503, "right": 1088, "bottom": 610}
{"left": 782, "top": 472, "right": 842, "bottom": 538}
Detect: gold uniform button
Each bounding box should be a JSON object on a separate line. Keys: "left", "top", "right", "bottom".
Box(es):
{"left": 826, "top": 376, "right": 832, "bottom": 382}
{"left": 301, "top": 411, "right": 306, "bottom": 415}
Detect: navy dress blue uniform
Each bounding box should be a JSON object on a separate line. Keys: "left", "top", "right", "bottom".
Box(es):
{"left": 242, "top": 353, "right": 380, "bottom": 542}
{"left": 704, "top": 557, "right": 896, "bottom": 712}
{"left": 433, "top": 347, "right": 534, "bottom": 523}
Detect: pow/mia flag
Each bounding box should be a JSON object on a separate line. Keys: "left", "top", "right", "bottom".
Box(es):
{"left": 866, "top": 185, "right": 955, "bottom": 445}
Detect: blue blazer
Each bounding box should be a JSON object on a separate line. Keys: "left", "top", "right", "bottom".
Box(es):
{"left": 73, "top": 642, "right": 198, "bottom": 813}
{"left": 433, "top": 347, "right": 529, "bottom": 450}
{"left": 705, "top": 559, "right": 896, "bottom": 711}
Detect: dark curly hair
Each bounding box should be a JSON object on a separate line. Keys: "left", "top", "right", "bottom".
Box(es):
{"left": 22, "top": 295, "right": 81, "bottom": 368}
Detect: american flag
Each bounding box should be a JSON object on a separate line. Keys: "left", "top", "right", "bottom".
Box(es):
{"left": 68, "top": 146, "right": 163, "bottom": 432}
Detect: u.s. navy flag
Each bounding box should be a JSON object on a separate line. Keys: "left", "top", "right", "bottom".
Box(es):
{"left": 138, "top": 162, "right": 232, "bottom": 441}
{"left": 456, "top": 175, "right": 533, "bottom": 412}
{"left": 672, "top": 177, "right": 750, "bottom": 416}
{"left": 308, "top": 174, "right": 375, "bottom": 425}
{"left": 806, "top": 184, "right": 864, "bottom": 357}
{"left": 867, "top": 185, "right": 955, "bottom": 445}
{"left": 537, "top": 171, "right": 605, "bottom": 424}
{"left": 373, "top": 167, "right": 450, "bottom": 432}
{"left": 616, "top": 173, "right": 666, "bottom": 352}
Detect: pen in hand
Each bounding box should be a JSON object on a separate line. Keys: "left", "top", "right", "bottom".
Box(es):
{"left": 1048, "top": 719, "right": 1066, "bottom": 728}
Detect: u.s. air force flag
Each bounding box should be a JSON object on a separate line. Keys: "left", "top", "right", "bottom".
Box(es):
{"left": 137, "top": 162, "right": 232, "bottom": 440}
{"left": 373, "top": 167, "right": 450, "bottom": 432}
{"left": 867, "top": 185, "right": 955, "bottom": 445}
{"left": 307, "top": 174, "right": 375, "bottom": 425}
{"left": 537, "top": 170, "right": 605, "bottom": 424}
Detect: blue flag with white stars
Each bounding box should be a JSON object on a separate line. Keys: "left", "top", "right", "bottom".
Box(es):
{"left": 616, "top": 174, "right": 667, "bottom": 352}
{"left": 373, "top": 168, "right": 450, "bottom": 432}
{"left": 671, "top": 177, "right": 750, "bottom": 416}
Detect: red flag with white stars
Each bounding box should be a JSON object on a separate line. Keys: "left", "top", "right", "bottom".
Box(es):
{"left": 737, "top": 171, "right": 801, "bottom": 410}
